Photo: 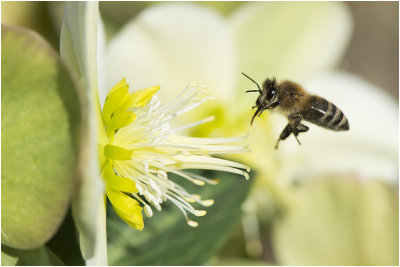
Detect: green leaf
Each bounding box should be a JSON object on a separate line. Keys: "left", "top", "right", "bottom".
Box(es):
{"left": 107, "top": 170, "right": 254, "bottom": 265}
{"left": 273, "top": 177, "right": 399, "bottom": 265}
{"left": 1, "top": 25, "right": 82, "bottom": 249}
{"left": 1, "top": 245, "right": 64, "bottom": 266}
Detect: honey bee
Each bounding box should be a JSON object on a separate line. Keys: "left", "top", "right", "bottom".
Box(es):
{"left": 243, "top": 72, "right": 349, "bottom": 149}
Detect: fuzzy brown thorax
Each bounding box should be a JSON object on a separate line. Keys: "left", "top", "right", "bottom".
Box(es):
{"left": 276, "top": 80, "right": 307, "bottom": 115}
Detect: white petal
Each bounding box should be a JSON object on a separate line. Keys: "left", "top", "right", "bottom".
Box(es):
{"left": 97, "top": 14, "right": 108, "bottom": 108}
{"left": 230, "top": 2, "right": 352, "bottom": 103}
{"left": 106, "top": 3, "right": 238, "bottom": 105}
{"left": 85, "top": 196, "right": 108, "bottom": 266}
{"left": 60, "top": 2, "right": 106, "bottom": 260}
{"left": 60, "top": 2, "right": 100, "bottom": 100}
{"left": 274, "top": 72, "right": 398, "bottom": 184}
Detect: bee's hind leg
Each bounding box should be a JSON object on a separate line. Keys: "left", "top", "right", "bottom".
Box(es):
{"left": 288, "top": 113, "right": 303, "bottom": 128}
{"left": 275, "top": 124, "right": 292, "bottom": 149}
{"left": 287, "top": 114, "right": 309, "bottom": 146}
{"left": 275, "top": 115, "right": 309, "bottom": 149}
{"left": 292, "top": 123, "right": 309, "bottom": 145}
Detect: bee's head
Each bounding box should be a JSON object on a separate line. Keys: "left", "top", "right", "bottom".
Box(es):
{"left": 242, "top": 72, "right": 281, "bottom": 124}
{"left": 242, "top": 72, "right": 281, "bottom": 125}
{"left": 259, "top": 78, "right": 279, "bottom": 109}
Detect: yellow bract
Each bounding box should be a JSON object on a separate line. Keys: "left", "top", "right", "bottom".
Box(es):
{"left": 104, "top": 144, "right": 132, "bottom": 161}
{"left": 102, "top": 78, "right": 160, "bottom": 140}
{"left": 130, "top": 85, "right": 160, "bottom": 108}
{"left": 106, "top": 110, "right": 136, "bottom": 137}
{"left": 106, "top": 187, "right": 144, "bottom": 231}
{"left": 102, "top": 78, "right": 132, "bottom": 126}
{"left": 102, "top": 162, "right": 138, "bottom": 194}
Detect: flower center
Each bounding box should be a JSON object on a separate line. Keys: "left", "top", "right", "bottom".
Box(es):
{"left": 100, "top": 78, "right": 250, "bottom": 230}
{"left": 98, "top": 78, "right": 161, "bottom": 231}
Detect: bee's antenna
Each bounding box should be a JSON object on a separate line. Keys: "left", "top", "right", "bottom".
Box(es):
{"left": 242, "top": 72, "right": 262, "bottom": 93}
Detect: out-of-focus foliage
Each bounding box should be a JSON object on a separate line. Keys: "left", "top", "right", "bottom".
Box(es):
{"left": 1, "top": 246, "right": 64, "bottom": 266}
{"left": 46, "top": 211, "right": 85, "bottom": 266}
{"left": 1, "top": 2, "right": 60, "bottom": 47}
{"left": 1, "top": 25, "right": 82, "bottom": 249}
{"left": 107, "top": 170, "right": 254, "bottom": 265}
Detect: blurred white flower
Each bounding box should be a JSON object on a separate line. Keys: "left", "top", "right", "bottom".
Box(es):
{"left": 105, "top": 0, "right": 397, "bottom": 184}
{"left": 273, "top": 176, "right": 398, "bottom": 265}
{"left": 104, "top": 2, "right": 357, "bottom": 174}
{"left": 103, "top": 2, "right": 398, "bottom": 260}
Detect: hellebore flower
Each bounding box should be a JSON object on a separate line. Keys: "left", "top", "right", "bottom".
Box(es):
{"left": 60, "top": 2, "right": 249, "bottom": 264}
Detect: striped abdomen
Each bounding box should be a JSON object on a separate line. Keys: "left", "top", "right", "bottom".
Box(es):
{"left": 302, "top": 95, "right": 349, "bottom": 131}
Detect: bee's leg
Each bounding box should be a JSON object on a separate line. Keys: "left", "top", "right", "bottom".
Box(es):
{"left": 275, "top": 123, "right": 292, "bottom": 149}
{"left": 288, "top": 114, "right": 303, "bottom": 128}
{"left": 296, "top": 123, "right": 309, "bottom": 133}
{"left": 292, "top": 131, "right": 302, "bottom": 145}
{"left": 292, "top": 124, "right": 309, "bottom": 145}
{"left": 288, "top": 114, "right": 307, "bottom": 146}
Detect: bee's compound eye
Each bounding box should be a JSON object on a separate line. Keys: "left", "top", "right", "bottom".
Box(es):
{"left": 266, "top": 87, "right": 276, "bottom": 102}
